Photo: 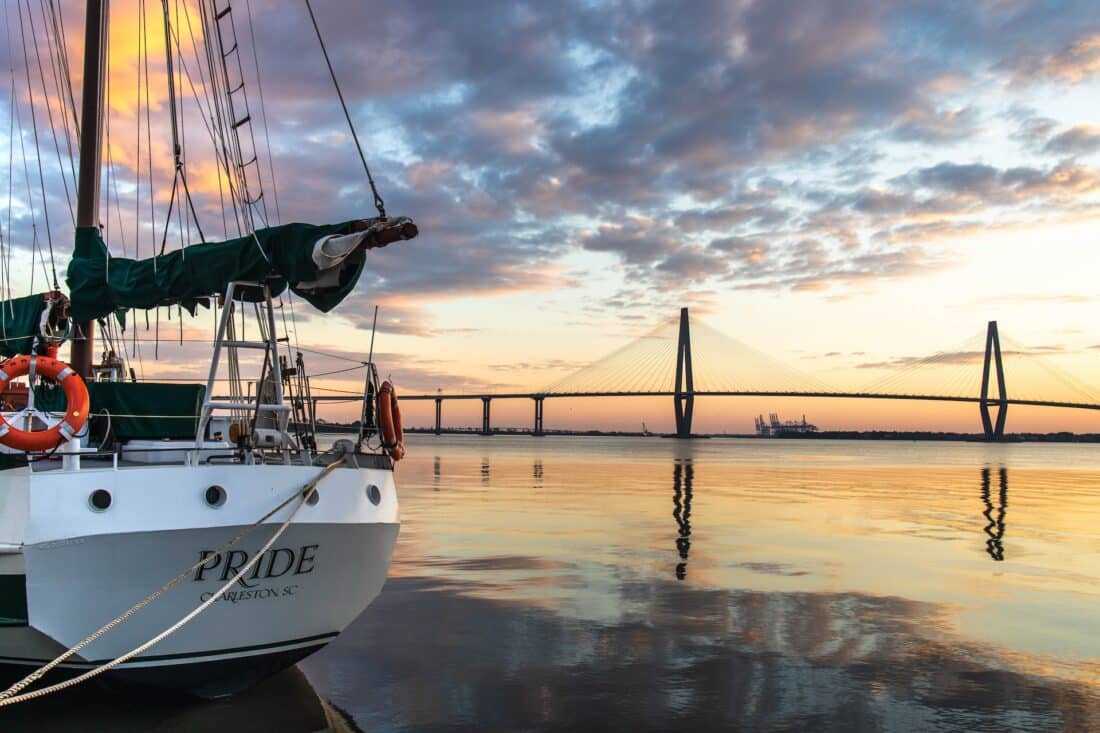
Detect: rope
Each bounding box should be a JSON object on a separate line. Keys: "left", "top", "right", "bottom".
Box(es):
{"left": 303, "top": 0, "right": 386, "bottom": 218}
{"left": 0, "top": 455, "right": 347, "bottom": 706}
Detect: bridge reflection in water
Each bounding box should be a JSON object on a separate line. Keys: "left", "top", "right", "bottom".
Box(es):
{"left": 667, "top": 460, "right": 1015, "bottom": 577}
{"left": 672, "top": 459, "right": 694, "bottom": 580}
{"left": 981, "top": 467, "right": 1009, "bottom": 562}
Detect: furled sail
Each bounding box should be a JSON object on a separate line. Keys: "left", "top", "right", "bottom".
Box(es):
{"left": 67, "top": 218, "right": 416, "bottom": 324}
{"left": 0, "top": 292, "right": 70, "bottom": 357}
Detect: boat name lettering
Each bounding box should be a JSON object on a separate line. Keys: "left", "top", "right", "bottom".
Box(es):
{"left": 192, "top": 544, "right": 318, "bottom": 587}
{"left": 199, "top": 585, "right": 300, "bottom": 604}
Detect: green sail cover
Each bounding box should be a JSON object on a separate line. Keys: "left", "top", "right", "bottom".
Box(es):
{"left": 67, "top": 222, "right": 363, "bottom": 323}
{"left": 0, "top": 293, "right": 47, "bottom": 358}
{"left": 34, "top": 381, "right": 206, "bottom": 439}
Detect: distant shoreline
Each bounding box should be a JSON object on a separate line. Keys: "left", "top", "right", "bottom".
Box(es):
{"left": 390, "top": 427, "right": 1100, "bottom": 443}
{"left": 315, "top": 422, "right": 1100, "bottom": 443}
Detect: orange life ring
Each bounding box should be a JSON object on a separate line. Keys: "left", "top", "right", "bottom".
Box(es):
{"left": 377, "top": 380, "right": 405, "bottom": 461}
{"left": 0, "top": 355, "right": 90, "bottom": 452}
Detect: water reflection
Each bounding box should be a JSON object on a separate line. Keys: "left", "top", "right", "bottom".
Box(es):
{"left": 315, "top": 435, "right": 1100, "bottom": 729}
{"left": 981, "top": 467, "right": 1008, "bottom": 562}
{"left": 0, "top": 666, "right": 360, "bottom": 732}
{"left": 672, "top": 459, "right": 694, "bottom": 580}
{"left": 432, "top": 454, "right": 441, "bottom": 491}
{"left": 301, "top": 575, "right": 1100, "bottom": 732}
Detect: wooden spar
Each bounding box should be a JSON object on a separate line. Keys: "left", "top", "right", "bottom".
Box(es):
{"left": 347, "top": 218, "right": 419, "bottom": 256}
{"left": 72, "top": 0, "right": 109, "bottom": 378}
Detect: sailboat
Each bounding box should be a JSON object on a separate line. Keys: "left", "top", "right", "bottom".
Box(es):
{"left": 0, "top": 1, "right": 415, "bottom": 699}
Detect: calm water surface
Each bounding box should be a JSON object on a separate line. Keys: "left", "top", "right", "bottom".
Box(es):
{"left": 8, "top": 436, "right": 1100, "bottom": 731}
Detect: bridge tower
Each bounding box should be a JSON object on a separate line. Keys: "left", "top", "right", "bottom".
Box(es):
{"left": 980, "top": 320, "right": 1008, "bottom": 441}
{"left": 533, "top": 396, "right": 545, "bottom": 436}
{"left": 481, "top": 397, "right": 492, "bottom": 435}
{"left": 674, "top": 307, "right": 695, "bottom": 438}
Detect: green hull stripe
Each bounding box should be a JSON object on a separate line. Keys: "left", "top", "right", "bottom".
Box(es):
{"left": 0, "top": 631, "right": 338, "bottom": 666}
{"left": 0, "top": 575, "right": 27, "bottom": 626}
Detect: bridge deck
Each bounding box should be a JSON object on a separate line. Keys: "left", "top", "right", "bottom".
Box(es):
{"left": 307, "top": 391, "right": 1100, "bottom": 412}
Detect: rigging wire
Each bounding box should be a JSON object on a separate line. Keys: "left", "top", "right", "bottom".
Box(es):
{"left": 157, "top": 0, "right": 205, "bottom": 254}
{"left": 15, "top": 0, "right": 60, "bottom": 290}
{"left": 134, "top": 0, "right": 145, "bottom": 260}
{"left": 196, "top": 0, "right": 249, "bottom": 237}
{"left": 25, "top": 0, "right": 75, "bottom": 226}
{"left": 239, "top": 0, "right": 301, "bottom": 356}
{"left": 10, "top": 68, "right": 47, "bottom": 294}
{"left": 103, "top": 33, "right": 113, "bottom": 256}
{"left": 3, "top": 22, "right": 16, "bottom": 310}
{"left": 37, "top": 0, "right": 79, "bottom": 214}
{"left": 303, "top": 0, "right": 386, "bottom": 219}
{"left": 244, "top": 0, "right": 281, "bottom": 226}
{"left": 103, "top": 45, "right": 128, "bottom": 257}
{"left": 47, "top": 0, "right": 81, "bottom": 141}
{"left": 141, "top": 0, "right": 158, "bottom": 264}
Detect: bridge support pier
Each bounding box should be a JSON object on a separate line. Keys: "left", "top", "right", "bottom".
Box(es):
{"left": 674, "top": 307, "right": 695, "bottom": 438}
{"left": 481, "top": 397, "right": 492, "bottom": 435}
{"left": 533, "top": 396, "right": 544, "bottom": 436}
{"left": 434, "top": 397, "right": 442, "bottom": 435}
{"left": 980, "top": 320, "right": 1008, "bottom": 441}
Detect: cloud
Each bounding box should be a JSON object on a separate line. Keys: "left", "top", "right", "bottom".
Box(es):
{"left": 5, "top": 0, "right": 1100, "bottom": 327}
{"left": 1044, "top": 124, "right": 1100, "bottom": 155}
{"left": 1005, "top": 31, "right": 1100, "bottom": 84}
{"left": 857, "top": 345, "right": 1071, "bottom": 369}
{"left": 898, "top": 159, "right": 1100, "bottom": 207}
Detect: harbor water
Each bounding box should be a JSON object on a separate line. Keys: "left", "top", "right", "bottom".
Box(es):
{"left": 5, "top": 435, "right": 1100, "bottom": 731}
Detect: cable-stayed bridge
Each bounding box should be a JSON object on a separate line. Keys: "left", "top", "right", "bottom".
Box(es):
{"left": 326, "top": 309, "right": 1100, "bottom": 440}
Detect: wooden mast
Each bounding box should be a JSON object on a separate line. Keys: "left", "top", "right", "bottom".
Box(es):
{"left": 72, "top": 0, "right": 109, "bottom": 378}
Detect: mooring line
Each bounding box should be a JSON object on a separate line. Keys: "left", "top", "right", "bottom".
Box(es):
{"left": 0, "top": 456, "right": 346, "bottom": 706}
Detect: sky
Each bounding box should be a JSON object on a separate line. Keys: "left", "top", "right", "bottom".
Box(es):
{"left": 1, "top": 0, "right": 1100, "bottom": 433}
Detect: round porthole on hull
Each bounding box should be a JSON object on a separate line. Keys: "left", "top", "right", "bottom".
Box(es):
{"left": 89, "top": 489, "right": 112, "bottom": 512}
{"left": 204, "top": 485, "right": 227, "bottom": 508}
{"left": 307, "top": 490, "right": 320, "bottom": 506}
{"left": 366, "top": 484, "right": 382, "bottom": 506}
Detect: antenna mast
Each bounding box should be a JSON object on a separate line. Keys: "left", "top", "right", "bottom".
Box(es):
{"left": 72, "top": 0, "right": 109, "bottom": 378}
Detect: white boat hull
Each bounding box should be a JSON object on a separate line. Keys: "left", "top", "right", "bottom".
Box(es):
{"left": 0, "top": 460, "right": 398, "bottom": 697}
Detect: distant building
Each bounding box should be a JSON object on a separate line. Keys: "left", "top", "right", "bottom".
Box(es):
{"left": 755, "top": 413, "right": 818, "bottom": 436}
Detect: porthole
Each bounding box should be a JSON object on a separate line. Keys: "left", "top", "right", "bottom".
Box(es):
{"left": 89, "top": 489, "right": 112, "bottom": 512}
{"left": 366, "top": 484, "right": 382, "bottom": 506}
{"left": 204, "top": 485, "right": 227, "bottom": 508}
{"left": 306, "top": 489, "right": 320, "bottom": 506}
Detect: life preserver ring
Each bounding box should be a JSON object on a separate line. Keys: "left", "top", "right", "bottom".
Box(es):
{"left": 0, "top": 355, "right": 90, "bottom": 452}
{"left": 377, "top": 380, "right": 405, "bottom": 461}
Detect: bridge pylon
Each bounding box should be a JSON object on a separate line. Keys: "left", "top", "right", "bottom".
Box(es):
{"left": 980, "top": 320, "right": 1008, "bottom": 441}
{"left": 481, "top": 397, "right": 492, "bottom": 435}
{"left": 674, "top": 307, "right": 695, "bottom": 438}
{"left": 533, "top": 396, "right": 545, "bottom": 435}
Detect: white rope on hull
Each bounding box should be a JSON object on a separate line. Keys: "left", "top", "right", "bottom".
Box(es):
{"left": 0, "top": 455, "right": 347, "bottom": 706}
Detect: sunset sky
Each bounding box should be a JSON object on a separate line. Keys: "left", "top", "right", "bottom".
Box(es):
{"left": 2, "top": 0, "right": 1100, "bottom": 433}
